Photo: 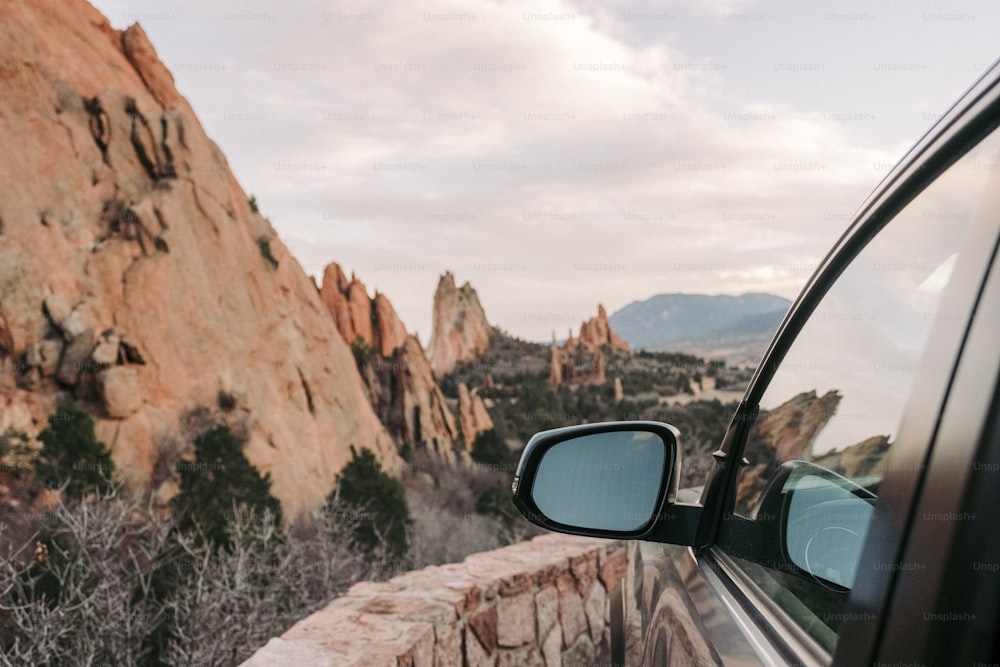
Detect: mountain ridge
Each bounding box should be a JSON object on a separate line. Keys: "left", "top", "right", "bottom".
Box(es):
{"left": 609, "top": 292, "right": 791, "bottom": 362}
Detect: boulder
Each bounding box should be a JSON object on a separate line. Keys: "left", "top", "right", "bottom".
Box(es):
{"left": 99, "top": 366, "right": 142, "bottom": 418}
{"left": 91, "top": 331, "right": 121, "bottom": 365}
{"left": 56, "top": 329, "right": 95, "bottom": 386}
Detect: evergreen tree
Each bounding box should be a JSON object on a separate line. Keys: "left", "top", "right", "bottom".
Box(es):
{"left": 330, "top": 447, "right": 411, "bottom": 560}
{"left": 36, "top": 401, "right": 115, "bottom": 498}
{"left": 470, "top": 429, "right": 516, "bottom": 467}
{"left": 172, "top": 424, "right": 281, "bottom": 548}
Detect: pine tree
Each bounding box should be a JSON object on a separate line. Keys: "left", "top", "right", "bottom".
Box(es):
{"left": 36, "top": 401, "right": 115, "bottom": 498}
{"left": 330, "top": 447, "right": 411, "bottom": 560}
{"left": 172, "top": 425, "right": 281, "bottom": 548}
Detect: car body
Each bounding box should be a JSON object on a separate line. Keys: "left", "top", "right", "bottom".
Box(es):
{"left": 513, "top": 61, "right": 1000, "bottom": 666}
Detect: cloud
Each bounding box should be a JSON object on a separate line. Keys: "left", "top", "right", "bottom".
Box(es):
{"left": 91, "top": 0, "right": 998, "bottom": 342}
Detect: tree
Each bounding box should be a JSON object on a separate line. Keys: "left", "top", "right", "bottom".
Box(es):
{"left": 36, "top": 401, "right": 115, "bottom": 499}
{"left": 171, "top": 424, "right": 281, "bottom": 549}
{"left": 470, "top": 429, "right": 515, "bottom": 467}
{"left": 330, "top": 447, "right": 411, "bottom": 560}
{"left": 350, "top": 334, "right": 377, "bottom": 368}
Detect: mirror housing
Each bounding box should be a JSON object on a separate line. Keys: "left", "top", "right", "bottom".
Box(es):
{"left": 756, "top": 461, "right": 877, "bottom": 590}
{"left": 511, "top": 421, "right": 700, "bottom": 545}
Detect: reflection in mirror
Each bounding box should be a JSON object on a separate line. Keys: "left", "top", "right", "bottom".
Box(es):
{"left": 531, "top": 430, "right": 666, "bottom": 532}
{"left": 784, "top": 471, "right": 875, "bottom": 590}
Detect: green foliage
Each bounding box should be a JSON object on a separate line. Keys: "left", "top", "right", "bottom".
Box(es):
{"left": 350, "top": 335, "right": 377, "bottom": 368}
{"left": 35, "top": 401, "right": 115, "bottom": 498}
{"left": 475, "top": 482, "right": 521, "bottom": 530}
{"left": 470, "top": 429, "right": 516, "bottom": 467}
{"left": 0, "top": 428, "right": 34, "bottom": 475}
{"left": 216, "top": 389, "right": 237, "bottom": 412}
{"left": 331, "top": 448, "right": 411, "bottom": 560}
{"left": 172, "top": 424, "right": 282, "bottom": 548}
{"left": 248, "top": 194, "right": 260, "bottom": 213}
{"left": 257, "top": 236, "right": 279, "bottom": 269}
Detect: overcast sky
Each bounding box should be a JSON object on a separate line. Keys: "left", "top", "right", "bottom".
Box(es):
{"left": 90, "top": 0, "right": 999, "bottom": 343}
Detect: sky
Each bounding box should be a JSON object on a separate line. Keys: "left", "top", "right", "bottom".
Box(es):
{"left": 90, "top": 0, "right": 1000, "bottom": 344}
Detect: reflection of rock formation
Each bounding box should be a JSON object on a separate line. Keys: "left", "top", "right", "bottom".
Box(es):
{"left": 319, "top": 263, "right": 407, "bottom": 358}
{"left": 754, "top": 390, "right": 841, "bottom": 462}
{"left": 0, "top": 0, "right": 397, "bottom": 517}
{"left": 737, "top": 390, "right": 890, "bottom": 512}
{"left": 427, "top": 272, "right": 493, "bottom": 378}
{"left": 548, "top": 306, "right": 628, "bottom": 388}
{"left": 812, "top": 435, "right": 891, "bottom": 481}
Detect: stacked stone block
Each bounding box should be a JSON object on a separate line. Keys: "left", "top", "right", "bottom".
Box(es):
{"left": 242, "top": 534, "right": 628, "bottom": 666}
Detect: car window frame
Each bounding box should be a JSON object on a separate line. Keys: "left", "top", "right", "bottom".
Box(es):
{"left": 689, "top": 62, "right": 1000, "bottom": 666}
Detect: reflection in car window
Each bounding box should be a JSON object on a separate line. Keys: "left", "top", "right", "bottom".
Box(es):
{"left": 718, "top": 125, "right": 1000, "bottom": 654}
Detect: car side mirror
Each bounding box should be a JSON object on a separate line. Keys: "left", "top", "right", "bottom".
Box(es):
{"left": 756, "top": 461, "right": 877, "bottom": 590}
{"left": 512, "top": 421, "right": 699, "bottom": 544}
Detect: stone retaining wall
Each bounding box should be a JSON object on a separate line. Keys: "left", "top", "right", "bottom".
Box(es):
{"left": 242, "top": 534, "right": 627, "bottom": 666}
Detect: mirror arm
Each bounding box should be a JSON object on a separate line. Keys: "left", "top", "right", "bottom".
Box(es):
{"left": 642, "top": 503, "right": 702, "bottom": 545}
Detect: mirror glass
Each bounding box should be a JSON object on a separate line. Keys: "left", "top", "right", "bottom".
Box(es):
{"left": 784, "top": 471, "right": 875, "bottom": 589}
{"left": 531, "top": 430, "right": 667, "bottom": 532}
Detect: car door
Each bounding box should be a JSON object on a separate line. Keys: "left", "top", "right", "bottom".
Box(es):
{"left": 620, "top": 66, "right": 1000, "bottom": 666}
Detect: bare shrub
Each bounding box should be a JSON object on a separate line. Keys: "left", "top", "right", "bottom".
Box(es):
{"left": 402, "top": 452, "right": 541, "bottom": 569}
{"left": 161, "top": 503, "right": 387, "bottom": 666}
{"left": 0, "top": 489, "right": 173, "bottom": 666}
{"left": 0, "top": 489, "right": 392, "bottom": 666}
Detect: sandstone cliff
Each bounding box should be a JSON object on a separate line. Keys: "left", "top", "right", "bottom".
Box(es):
{"left": 427, "top": 272, "right": 492, "bottom": 378}
{"left": 0, "top": 0, "right": 398, "bottom": 518}
{"left": 353, "top": 335, "right": 468, "bottom": 464}
{"left": 457, "top": 382, "right": 494, "bottom": 445}
{"left": 319, "top": 263, "right": 408, "bottom": 358}
{"left": 319, "top": 264, "right": 476, "bottom": 461}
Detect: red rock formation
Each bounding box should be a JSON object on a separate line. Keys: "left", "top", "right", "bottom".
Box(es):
{"left": 427, "top": 272, "right": 492, "bottom": 377}
{"left": 567, "top": 305, "right": 630, "bottom": 353}
{"left": 548, "top": 334, "right": 563, "bottom": 387}
{"left": 319, "top": 264, "right": 465, "bottom": 460}
{"left": 0, "top": 0, "right": 397, "bottom": 518}
{"left": 372, "top": 292, "right": 408, "bottom": 358}
{"left": 319, "top": 263, "right": 407, "bottom": 357}
{"left": 458, "top": 382, "right": 494, "bottom": 447}
{"left": 548, "top": 305, "right": 628, "bottom": 388}
{"left": 362, "top": 336, "right": 463, "bottom": 464}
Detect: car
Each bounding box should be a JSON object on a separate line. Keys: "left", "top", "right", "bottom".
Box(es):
{"left": 512, "top": 60, "right": 1000, "bottom": 666}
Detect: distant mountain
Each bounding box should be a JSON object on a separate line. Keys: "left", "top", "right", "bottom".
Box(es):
{"left": 609, "top": 293, "right": 792, "bottom": 362}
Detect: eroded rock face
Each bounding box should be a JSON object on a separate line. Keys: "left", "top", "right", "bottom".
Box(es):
{"left": 0, "top": 0, "right": 397, "bottom": 517}
{"left": 372, "top": 292, "right": 407, "bottom": 358}
{"left": 548, "top": 305, "right": 628, "bottom": 388}
{"left": 319, "top": 265, "right": 464, "bottom": 461}
{"left": 427, "top": 272, "right": 492, "bottom": 378}
{"left": 361, "top": 336, "right": 462, "bottom": 464}
{"left": 566, "top": 305, "right": 629, "bottom": 354}
{"left": 457, "top": 382, "right": 494, "bottom": 447}
{"left": 319, "top": 263, "right": 407, "bottom": 358}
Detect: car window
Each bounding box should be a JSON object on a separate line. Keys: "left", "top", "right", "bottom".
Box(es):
{"left": 716, "top": 125, "right": 1000, "bottom": 655}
